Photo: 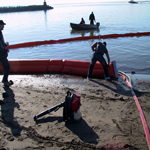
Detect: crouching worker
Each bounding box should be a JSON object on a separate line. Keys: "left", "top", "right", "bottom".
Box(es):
{"left": 87, "top": 41, "right": 110, "bottom": 80}
{"left": 0, "top": 20, "right": 11, "bottom": 86}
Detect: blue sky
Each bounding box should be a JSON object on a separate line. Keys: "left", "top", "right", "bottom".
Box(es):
{"left": 0, "top": 0, "right": 139, "bottom": 7}
{"left": 0, "top": 0, "right": 149, "bottom": 6}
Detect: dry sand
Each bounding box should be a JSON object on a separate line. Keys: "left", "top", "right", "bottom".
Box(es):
{"left": 0, "top": 74, "right": 150, "bottom": 150}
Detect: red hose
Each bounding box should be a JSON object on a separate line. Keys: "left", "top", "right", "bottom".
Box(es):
{"left": 119, "top": 72, "right": 150, "bottom": 150}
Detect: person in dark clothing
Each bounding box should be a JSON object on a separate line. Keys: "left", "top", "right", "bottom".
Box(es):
{"left": 0, "top": 20, "right": 11, "bottom": 86}
{"left": 80, "top": 18, "right": 85, "bottom": 24}
{"left": 87, "top": 41, "right": 111, "bottom": 80}
{"left": 89, "top": 12, "right": 95, "bottom": 25}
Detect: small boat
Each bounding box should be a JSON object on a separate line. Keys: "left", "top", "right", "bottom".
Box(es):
{"left": 128, "top": 0, "right": 138, "bottom": 4}
{"left": 70, "top": 22, "right": 100, "bottom": 30}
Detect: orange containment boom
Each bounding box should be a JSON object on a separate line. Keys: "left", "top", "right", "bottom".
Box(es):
{"left": 0, "top": 59, "right": 119, "bottom": 78}
{"left": 7, "top": 32, "right": 150, "bottom": 49}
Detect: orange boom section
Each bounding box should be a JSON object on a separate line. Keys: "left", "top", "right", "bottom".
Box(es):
{"left": 62, "top": 60, "right": 90, "bottom": 76}
{"left": 7, "top": 32, "right": 150, "bottom": 49}
{"left": 62, "top": 60, "right": 104, "bottom": 77}
{"left": 9, "top": 59, "right": 49, "bottom": 73}
{"left": 62, "top": 60, "right": 118, "bottom": 78}
{"left": 48, "top": 59, "right": 64, "bottom": 73}
{"left": 0, "top": 59, "right": 118, "bottom": 78}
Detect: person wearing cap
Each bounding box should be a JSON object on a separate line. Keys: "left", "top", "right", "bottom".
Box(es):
{"left": 87, "top": 41, "right": 111, "bottom": 80}
{"left": 0, "top": 20, "right": 10, "bottom": 86}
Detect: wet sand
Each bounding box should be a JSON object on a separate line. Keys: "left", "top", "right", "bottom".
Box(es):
{"left": 0, "top": 74, "right": 150, "bottom": 150}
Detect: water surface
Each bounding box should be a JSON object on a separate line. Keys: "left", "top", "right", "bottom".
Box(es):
{"left": 1, "top": 2, "right": 150, "bottom": 74}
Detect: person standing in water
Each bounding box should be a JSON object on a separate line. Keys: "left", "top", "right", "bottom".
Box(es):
{"left": 87, "top": 41, "right": 111, "bottom": 80}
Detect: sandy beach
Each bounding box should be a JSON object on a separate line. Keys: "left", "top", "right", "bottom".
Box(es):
{"left": 0, "top": 74, "right": 150, "bottom": 150}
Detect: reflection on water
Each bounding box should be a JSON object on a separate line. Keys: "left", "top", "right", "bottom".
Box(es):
{"left": 3, "top": 2, "right": 150, "bottom": 75}
{"left": 44, "top": 10, "right": 48, "bottom": 28}
{"left": 70, "top": 29, "right": 100, "bottom": 37}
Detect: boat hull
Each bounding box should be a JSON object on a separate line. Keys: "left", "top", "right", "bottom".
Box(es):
{"left": 128, "top": 1, "right": 138, "bottom": 3}
{"left": 70, "top": 22, "right": 100, "bottom": 30}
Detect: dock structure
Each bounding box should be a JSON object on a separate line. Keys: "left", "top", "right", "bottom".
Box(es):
{"left": 0, "top": 1, "right": 53, "bottom": 13}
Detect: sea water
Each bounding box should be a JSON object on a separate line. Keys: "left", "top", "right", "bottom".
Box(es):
{"left": 1, "top": 2, "right": 150, "bottom": 74}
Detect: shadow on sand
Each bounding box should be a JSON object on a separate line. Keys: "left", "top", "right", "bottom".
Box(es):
{"left": 35, "top": 116, "right": 99, "bottom": 144}
{"left": 1, "top": 86, "right": 23, "bottom": 137}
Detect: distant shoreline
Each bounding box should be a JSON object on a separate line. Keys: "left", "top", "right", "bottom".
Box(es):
{"left": 0, "top": 4, "right": 53, "bottom": 13}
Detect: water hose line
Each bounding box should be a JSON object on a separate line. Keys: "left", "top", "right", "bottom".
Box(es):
{"left": 119, "top": 71, "right": 150, "bottom": 93}
{"left": 119, "top": 71, "right": 150, "bottom": 150}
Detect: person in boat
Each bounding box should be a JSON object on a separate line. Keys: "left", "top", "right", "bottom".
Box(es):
{"left": 87, "top": 41, "right": 111, "bottom": 80}
{"left": 80, "top": 18, "right": 85, "bottom": 24}
{"left": 89, "top": 12, "right": 95, "bottom": 25}
{"left": 0, "top": 20, "right": 11, "bottom": 86}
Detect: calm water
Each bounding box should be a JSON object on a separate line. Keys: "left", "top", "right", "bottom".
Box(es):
{"left": 1, "top": 2, "right": 150, "bottom": 74}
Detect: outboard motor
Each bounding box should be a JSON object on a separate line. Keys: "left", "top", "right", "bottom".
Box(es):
{"left": 96, "top": 22, "right": 100, "bottom": 27}
{"left": 34, "top": 91, "right": 81, "bottom": 123}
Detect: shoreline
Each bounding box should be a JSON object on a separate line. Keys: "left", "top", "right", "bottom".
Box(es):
{"left": 127, "top": 73, "right": 150, "bottom": 92}
{"left": 0, "top": 74, "right": 150, "bottom": 149}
